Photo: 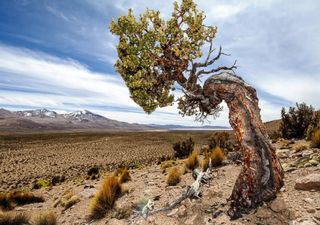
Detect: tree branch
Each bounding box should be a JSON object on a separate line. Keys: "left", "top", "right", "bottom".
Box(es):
{"left": 196, "top": 60, "right": 237, "bottom": 76}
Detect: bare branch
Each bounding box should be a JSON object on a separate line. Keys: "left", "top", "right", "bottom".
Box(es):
{"left": 196, "top": 60, "right": 237, "bottom": 76}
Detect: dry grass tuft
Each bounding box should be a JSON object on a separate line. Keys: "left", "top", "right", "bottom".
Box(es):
{"left": 294, "top": 144, "right": 308, "bottom": 152}
{"left": 210, "top": 146, "right": 225, "bottom": 167}
{"left": 160, "top": 160, "right": 176, "bottom": 173}
{"left": 0, "top": 191, "right": 44, "bottom": 210}
{"left": 0, "top": 211, "right": 29, "bottom": 225}
{"left": 114, "top": 167, "right": 131, "bottom": 184}
{"left": 184, "top": 150, "right": 199, "bottom": 170}
{"left": 33, "top": 211, "right": 57, "bottom": 225}
{"left": 200, "top": 157, "right": 209, "bottom": 171}
{"left": 53, "top": 190, "right": 80, "bottom": 210}
{"left": 311, "top": 129, "right": 320, "bottom": 148}
{"left": 89, "top": 176, "right": 123, "bottom": 219}
{"left": 166, "top": 167, "right": 181, "bottom": 186}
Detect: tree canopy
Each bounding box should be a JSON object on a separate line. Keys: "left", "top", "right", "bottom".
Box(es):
{"left": 109, "top": 0, "right": 236, "bottom": 121}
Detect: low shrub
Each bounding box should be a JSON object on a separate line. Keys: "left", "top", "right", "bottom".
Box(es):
{"left": 87, "top": 166, "right": 100, "bottom": 180}
{"left": 184, "top": 150, "right": 199, "bottom": 170}
{"left": 279, "top": 103, "right": 316, "bottom": 139}
{"left": 173, "top": 138, "right": 194, "bottom": 158}
{"left": 166, "top": 167, "right": 181, "bottom": 186}
{"left": 33, "top": 211, "right": 57, "bottom": 225}
{"left": 0, "top": 211, "right": 29, "bottom": 225}
{"left": 210, "top": 146, "right": 224, "bottom": 167}
{"left": 89, "top": 176, "right": 123, "bottom": 219}
{"left": 51, "top": 175, "right": 65, "bottom": 186}
{"left": 311, "top": 129, "right": 320, "bottom": 148}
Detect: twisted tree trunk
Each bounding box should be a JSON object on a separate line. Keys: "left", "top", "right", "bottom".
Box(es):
{"left": 203, "top": 72, "right": 284, "bottom": 219}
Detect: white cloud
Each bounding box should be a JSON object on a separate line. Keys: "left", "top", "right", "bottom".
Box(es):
{"left": 0, "top": 43, "right": 230, "bottom": 126}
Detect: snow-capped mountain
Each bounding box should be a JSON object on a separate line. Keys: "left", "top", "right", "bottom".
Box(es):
{"left": 0, "top": 108, "right": 151, "bottom": 131}
{"left": 63, "top": 110, "right": 108, "bottom": 122}
{"left": 15, "top": 108, "right": 58, "bottom": 118}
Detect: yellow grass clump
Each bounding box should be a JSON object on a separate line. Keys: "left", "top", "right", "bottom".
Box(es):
{"left": 184, "top": 150, "right": 199, "bottom": 170}
{"left": 166, "top": 167, "right": 181, "bottom": 186}
{"left": 210, "top": 146, "right": 225, "bottom": 167}
{"left": 0, "top": 191, "right": 44, "bottom": 210}
{"left": 89, "top": 176, "right": 123, "bottom": 219}
{"left": 160, "top": 160, "right": 176, "bottom": 173}
{"left": 114, "top": 167, "right": 131, "bottom": 184}
{"left": 33, "top": 211, "right": 57, "bottom": 225}
{"left": 311, "top": 129, "right": 320, "bottom": 148}
{"left": 0, "top": 211, "right": 29, "bottom": 225}
{"left": 200, "top": 157, "right": 209, "bottom": 171}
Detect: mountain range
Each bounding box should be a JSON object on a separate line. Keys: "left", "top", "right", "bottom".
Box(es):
{"left": 0, "top": 108, "right": 230, "bottom": 132}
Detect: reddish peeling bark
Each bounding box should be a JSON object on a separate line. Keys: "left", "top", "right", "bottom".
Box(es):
{"left": 203, "top": 72, "right": 284, "bottom": 219}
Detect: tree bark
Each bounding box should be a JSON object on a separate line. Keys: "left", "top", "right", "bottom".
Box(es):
{"left": 203, "top": 72, "right": 284, "bottom": 219}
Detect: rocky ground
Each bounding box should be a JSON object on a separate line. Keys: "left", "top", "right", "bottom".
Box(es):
{"left": 1, "top": 133, "right": 320, "bottom": 225}
{"left": 2, "top": 139, "right": 318, "bottom": 225}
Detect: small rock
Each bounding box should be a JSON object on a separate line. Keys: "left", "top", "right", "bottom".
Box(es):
{"left": 269, "top": 198, "right": 286, "bottom": 212}
{"left": 177, "top": 205, "right": 187, "bottom": 217}
{"left": 307, "top": 208, "right": 316, "bottom": 213}
{"left": 304, "top": 198, "right": 314, "bottom": 204}
{"left": 295, "top": 173, "right": 320, "bottom": 191}
{"left": 302, "top": 150, "right": 313, "bottom": 157}
{"left": 314, "top": 211, "right": 320, "bottom": 220}
{"left": 256, "top": 207, "right": 272, "bottom": 218}
{"left": 309, "top": 159, "right": 319, "bottom": 166}
{"left": 167, "top": 208, "right": 179, "bottom": 217}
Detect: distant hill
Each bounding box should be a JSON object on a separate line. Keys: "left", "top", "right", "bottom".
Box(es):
{"left": 0, "top": 108, "right": 151, "bottom": 132}
{"left": 0, "top": 108, "right": 279, "bottom": 133}
{"left": 264, "top": 119, "right": 281, "bottom": 134}
{"left": 0, "top": 108, "right": 230, "bottom": 133}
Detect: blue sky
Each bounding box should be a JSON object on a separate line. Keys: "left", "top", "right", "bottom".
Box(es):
{"left": 0, "top": 0, "right": 319, "bottom": 126}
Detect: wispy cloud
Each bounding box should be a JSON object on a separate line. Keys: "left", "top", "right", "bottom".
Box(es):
{"left": 0, "top": 0, "right": 319, "bottom": 126}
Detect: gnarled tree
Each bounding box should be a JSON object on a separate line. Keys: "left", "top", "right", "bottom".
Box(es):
{"left": 109, "top": 0, "right": 284, "bottom": 219}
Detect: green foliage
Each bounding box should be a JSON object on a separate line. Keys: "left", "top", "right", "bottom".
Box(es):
{"left": 109, "top": 0, "right": 216, "bottom": 113}
{"left": 279, "top": 103, "right": 316, "bottom": 139}
{"left": 172, "top": 137, "right": 194, "bottom": 158}
{"left": 33, "top": 179, "right": 51, "bottom": 189}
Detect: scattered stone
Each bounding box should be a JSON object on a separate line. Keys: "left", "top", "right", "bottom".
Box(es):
{"left": 307, "top": 208, "right": 316, "bottom": 213}
{"left": 167, "top": 208, "right": 178, "bottom": 217}
{"left": 304, "top": 198, "right": 314, "bottom": 204}
{"left": 177, "top": 205, "right": 187, "bottom": 217}
{"left": 295, "top": 173, "right": 320, "bottom": 190}
{"left": 256, "top": 207, "right": 273, "bottom": 218}
{"left": 269, "top": 198, "right": 286, "bottom": 212}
